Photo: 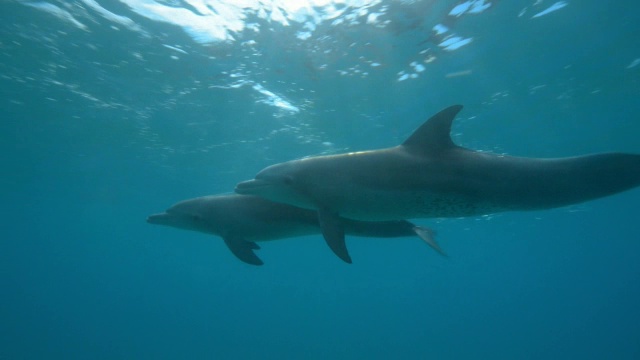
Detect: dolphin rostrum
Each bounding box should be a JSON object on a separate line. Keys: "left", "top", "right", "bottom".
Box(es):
{"left": 235, "top": 105, "right": 640, "bottom": 262}
{"left": 147, "top": 193, "right": 442, "bottom": 265}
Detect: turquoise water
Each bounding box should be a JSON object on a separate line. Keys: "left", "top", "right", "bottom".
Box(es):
{"left": 2, "top": 1, "right": 640, "bottom": 358}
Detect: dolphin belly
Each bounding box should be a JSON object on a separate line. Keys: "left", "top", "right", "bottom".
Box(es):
{"left": 333, "top": 188, "right": 501, "bottom": 220}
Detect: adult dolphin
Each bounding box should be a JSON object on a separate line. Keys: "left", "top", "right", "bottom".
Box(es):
{"left": 147, "top": 193, "right": 441, "bottom": 265}
{"left": 235, "top": 105, "right": 640, "bottom": 262}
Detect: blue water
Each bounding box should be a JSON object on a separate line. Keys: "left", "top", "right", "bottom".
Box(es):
{"left": 2, "top": 0, "right": 640, "bottom": 358}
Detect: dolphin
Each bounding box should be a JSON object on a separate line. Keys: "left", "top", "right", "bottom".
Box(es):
{"left": 147, "top": 193, "right": 442, "bottom": 265}
{"left": 235, "top": 105, "right": 640, "bottom": 261}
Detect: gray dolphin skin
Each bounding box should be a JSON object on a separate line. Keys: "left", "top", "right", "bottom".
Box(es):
{"left": 235, "top": 105, "right": 640, "bottom": 261}
{"left": 147, "top": 193, "right": 441, "bottom": 265}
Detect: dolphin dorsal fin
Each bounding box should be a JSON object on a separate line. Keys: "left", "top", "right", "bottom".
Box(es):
{"left": 402, "top": 105, "right": 463, "bottom": 154}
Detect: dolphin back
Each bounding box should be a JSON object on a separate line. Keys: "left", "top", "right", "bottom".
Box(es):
{"left": 495, "top": 152, "right": 640, "bottom": 210}
{"left": 563, "top": 152, "right": 640, "bottom": 204}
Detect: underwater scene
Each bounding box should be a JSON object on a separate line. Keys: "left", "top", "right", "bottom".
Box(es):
{"left": 2, "top": 0, "right": 640, "bottom": 359}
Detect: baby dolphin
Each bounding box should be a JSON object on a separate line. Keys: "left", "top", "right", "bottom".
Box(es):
{"left": 147, "top": 193, "right": 441, "bottom": 265}
{"left": 235, "top": 105, "right": 640, "bottom": 262}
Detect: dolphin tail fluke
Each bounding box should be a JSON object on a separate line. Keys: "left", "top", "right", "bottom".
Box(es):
{"left": 318, "top": 207, "right": 352, "bottom": 264}
{"left": 413, "top": 226, "right": 447, "bottom": 257}
{"left": 223, "top": 237, "right": 264, "bottom": 265}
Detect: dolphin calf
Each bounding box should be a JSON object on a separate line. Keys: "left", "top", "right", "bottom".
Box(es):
{"left": 147, "top": 193, "right": 441, "bottom": 265}
{"left": 235, "top": 105, "right": 640, "bottom": 261}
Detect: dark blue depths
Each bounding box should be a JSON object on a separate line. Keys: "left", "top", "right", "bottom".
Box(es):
{"left": 1, "top": 1, "right": 640, "bottom": 359}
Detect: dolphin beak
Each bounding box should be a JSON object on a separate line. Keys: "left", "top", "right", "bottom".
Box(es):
{"left": 146, "top": 213, "right": 170, "bottom": 224}
{"left": 235, "top": 179, "right": 269, "bottom": 194}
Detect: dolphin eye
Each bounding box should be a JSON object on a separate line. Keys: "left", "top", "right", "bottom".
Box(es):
{"left": 192, "top": 214, "right": 202, "bottom": 221}
{"left": 283, "top": 176, "right": 294, "bottom": 185}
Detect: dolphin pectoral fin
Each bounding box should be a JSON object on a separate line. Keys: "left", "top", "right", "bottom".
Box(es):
{"left": 223, "top": 237, "right": 264, "bottom": 266}
{"left": 413, "top": 226, "right": 447, "bottom": 257}
{"left": 317, "top": 208, "right": 352, "bottom": 264}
